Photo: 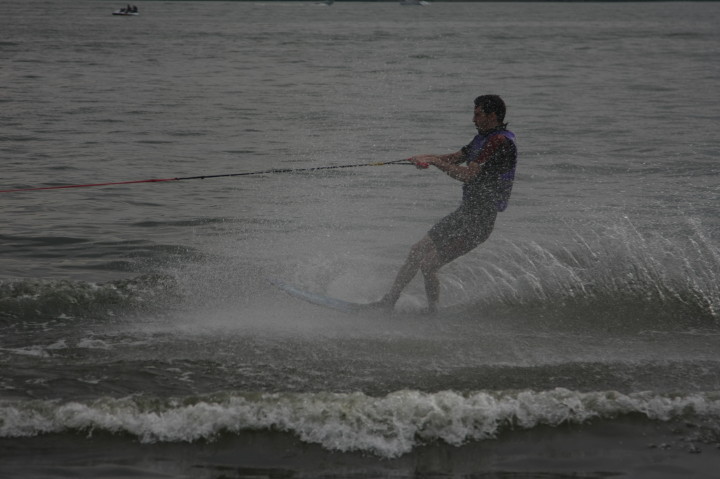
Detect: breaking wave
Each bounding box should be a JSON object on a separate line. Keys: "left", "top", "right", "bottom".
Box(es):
{"left": 2, "top": 388, "right": 720, "bottom": 458}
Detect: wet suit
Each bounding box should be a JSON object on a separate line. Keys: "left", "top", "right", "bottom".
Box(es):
{"left": 428, "top": 128, "right": 517, "bottom": 263}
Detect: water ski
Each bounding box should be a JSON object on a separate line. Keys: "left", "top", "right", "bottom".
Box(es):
{"left": 269, "top": 279, "right": 373, "bottom": 314}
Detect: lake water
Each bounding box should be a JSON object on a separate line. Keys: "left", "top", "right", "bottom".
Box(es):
{"left": 2, "top": 1, "right": 720, "bottom": 477}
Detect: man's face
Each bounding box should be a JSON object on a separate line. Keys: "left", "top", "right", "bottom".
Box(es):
{"left": 473, "top": 106, "right": 497, "bottom": 131}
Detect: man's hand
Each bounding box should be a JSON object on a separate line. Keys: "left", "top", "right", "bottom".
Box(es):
{"left": 408, "top": 155, "right": 436, "bottom": 169}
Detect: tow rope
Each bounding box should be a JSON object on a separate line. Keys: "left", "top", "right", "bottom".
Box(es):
{"left": 0, "top": 159, "right": 416, "bottom": 193}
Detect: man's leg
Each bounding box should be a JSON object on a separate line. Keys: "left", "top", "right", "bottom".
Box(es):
{"left": 420, "top": 252, "right": 442, "bottom": 314}
{"left": 378, "top": 235, "right": 443, "bottom": 311}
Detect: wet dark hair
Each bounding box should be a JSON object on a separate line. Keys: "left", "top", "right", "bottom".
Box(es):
{"left": 474, "top": 95, "right": 507, "bottom": 124}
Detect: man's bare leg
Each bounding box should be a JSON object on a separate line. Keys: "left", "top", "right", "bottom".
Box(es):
{"left": 422, "top": 264, "right": 441, "bottom": 314}
{"left": 375, "top": 236, "right": 444, "bottom": 313}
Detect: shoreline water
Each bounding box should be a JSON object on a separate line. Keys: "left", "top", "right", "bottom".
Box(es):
{"left": 2, "top": 418, "right": 720, "bottom": 479}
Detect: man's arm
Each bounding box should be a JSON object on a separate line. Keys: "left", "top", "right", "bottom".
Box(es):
{"left": 410, "top": 150, "right": 479, "bottom": 183}
{"left": 411, "top": 150, "right": 464, "bottom": 166}
{"left": 438, "top": 150, "right": 466, "bottom": 165}
{"left": 411, "top": 136, "right": 511, "bottom": 183}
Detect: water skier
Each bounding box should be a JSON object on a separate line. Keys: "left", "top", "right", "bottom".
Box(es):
{"left": 371, "top": 95, "right": 518, "bottom": 314}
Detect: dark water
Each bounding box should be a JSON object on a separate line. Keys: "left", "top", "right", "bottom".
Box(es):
{"left": 2, "top": 1, "right": 720, "bottom": 477}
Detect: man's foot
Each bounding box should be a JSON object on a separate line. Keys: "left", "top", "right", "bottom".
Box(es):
{"left": 362, "top": 295, "right": 395, "bottom": 312}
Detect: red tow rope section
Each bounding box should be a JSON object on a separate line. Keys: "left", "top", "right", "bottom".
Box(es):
{"left": 0, "top": 159, "right": 414, "bottom": 194}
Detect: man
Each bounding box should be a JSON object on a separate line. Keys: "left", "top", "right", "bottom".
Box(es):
{"left": 371, "top": 95, "right": 517, "bottom": 314}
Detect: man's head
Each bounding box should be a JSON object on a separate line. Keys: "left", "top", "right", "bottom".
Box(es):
{"left": 473, "top": 95, "right": 507, "bottom": 131}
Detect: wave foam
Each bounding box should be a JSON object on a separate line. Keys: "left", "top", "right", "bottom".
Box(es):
{"left": 2, "top": 388, "right": 719, "bottom": 458}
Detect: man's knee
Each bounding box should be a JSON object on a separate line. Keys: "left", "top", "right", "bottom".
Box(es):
{"left": 408, "top": 236, "right": 431, "bottom": 258}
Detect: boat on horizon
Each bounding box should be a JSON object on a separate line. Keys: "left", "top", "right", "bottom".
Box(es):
{"left": 112, "top": 5, "right": 139, "bottom": 16}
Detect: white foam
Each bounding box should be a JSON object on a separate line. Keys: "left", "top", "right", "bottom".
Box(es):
{"left": 2, "top": 388, "right": 719, "bottom": 458}
{"left": 77, "top": 338, "right": 111, "bottom": 350}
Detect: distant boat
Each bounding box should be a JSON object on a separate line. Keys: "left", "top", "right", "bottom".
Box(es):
{"left": 400, "top": 0, "right": 429, "bottom": 5}
{"left": 112, "top": 7, "right": 139, "bottom": 16}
